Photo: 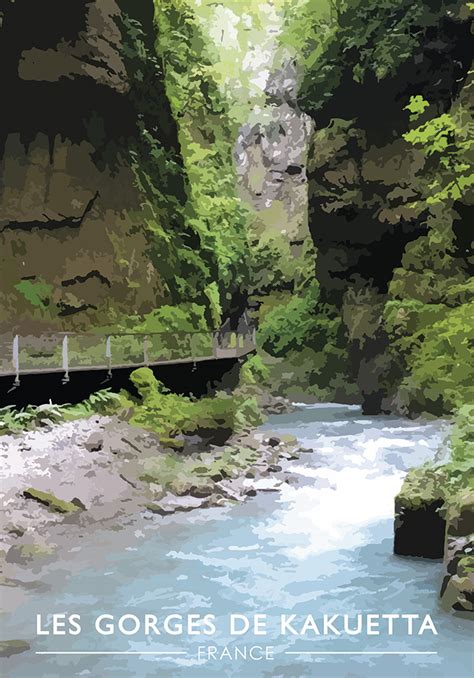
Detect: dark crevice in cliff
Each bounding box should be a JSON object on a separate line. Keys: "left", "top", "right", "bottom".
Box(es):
{"left": 0, "top": 82, "right": 136, "bottom": 167}
{"left": 0, "top": 192, "right": 100, "bottom": 233}
{"left": 61, "top": 271, "right": 112, "bottom": 289}
{"left": 452, "top": 202, "right": 474, "bottom": 275}
{"left": 58, "top": 303, "right": 98, "bottom": 317}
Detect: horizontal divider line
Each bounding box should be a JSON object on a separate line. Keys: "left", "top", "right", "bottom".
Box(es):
{"left": 285, "top": 651, "right": 438, "bottom": 655}
{"left": 35, "top": 651, "right": 187, "bottom": 655}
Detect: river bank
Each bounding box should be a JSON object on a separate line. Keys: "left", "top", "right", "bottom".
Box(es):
{"left": 394, "top": 404, "right": 474, "bottom": 613}
{"left": 0, "top": 410, "right": 306, "bottom": 600}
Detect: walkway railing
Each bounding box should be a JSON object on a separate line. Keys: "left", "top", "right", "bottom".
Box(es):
{"left": 0, "top": 327, "right": 256, "bottom": 384}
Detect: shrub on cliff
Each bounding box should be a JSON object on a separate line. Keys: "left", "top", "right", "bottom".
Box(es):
{"left": 258, "top": 282, "right": 355, "bottom": 400}
{"left": 239, "top": 355, "right": 270, "bottom": 388}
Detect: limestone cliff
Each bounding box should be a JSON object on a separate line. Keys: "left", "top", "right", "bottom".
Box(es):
{"left": 0, "top": 0, "right": 186, "bottom": 333}
{"left": 236, "top": 58, "right": 314, "bottom": 299}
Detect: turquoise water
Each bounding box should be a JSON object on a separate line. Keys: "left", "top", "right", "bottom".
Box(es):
{"left": 2, "top": 404, "right": 472, "bottom": 677}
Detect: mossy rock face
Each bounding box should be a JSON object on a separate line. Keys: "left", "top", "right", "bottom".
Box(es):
{"left": 441, "top": 573, "right": 474, "bottom": 612}
{"left": 394, "top": 463, "right": 449, "bottom": 558}
{"left": 445, "top": 535, "right": 474, "bottom": 576}
{"left": 0, "top": 639, "right": 30, "bottom": 657}
{"left": 6, "top": 543, "right": 55, "bottom": 565}
{"left": 396, "top": 464, "right": 447, "bottom": 510}
{"left": 23, "top": 488, "right": 82, "bottom": 514}
{"left": 188, "top": 482, "right": 215, "bottom": 498}
{"left": 446, "top": 489, "right": 474, "bottom": 537}
{"left": 160, "top": 437, "right": 185, "bottom": 452}
{"left": 458, "top": 555, "right": 474, "bottom": 576}
{"left": 168, "top": 477, "right": 214, "bottom": 497}
{"left": 145, "top": 502, "right": 173, "bottom": 516}
{"left": 394, "top": 501, "right": 446, "bottom": 558}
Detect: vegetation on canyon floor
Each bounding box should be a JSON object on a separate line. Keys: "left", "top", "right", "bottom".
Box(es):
{"left": 0, "top": 355, "right": 268, "bottom": 439}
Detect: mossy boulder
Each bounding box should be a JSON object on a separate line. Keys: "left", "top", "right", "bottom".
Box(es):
{"left": 394, "top": 465, "right": 447, "bottom": 558}
{"left": 441, "top": 573, "right": 474, "bottom": 613}
{"left": 160, "top": 437, "right": 185, "bottom": 452}
{"left": 458, "top": 555, "right": 474, "bottom": 576}
{"left": 395, "top": 464, "right": 448, "bottom": 509}
{"left": 23, "top": 488, "right": 82, "bottom": 514}
{"left": 6, "top": 543, "right": 55, "bottom": 565}
{"left": 145, "top": 502, "right": 174, "bottom": 516}
{"left": 395, "top": 406, "right": 474, "bottom": 609}
{"left": 0, "top": 639, "right": 30, "bottom": 657}
{"left": 446, "top": 488, "right": 474, "bottom": 537}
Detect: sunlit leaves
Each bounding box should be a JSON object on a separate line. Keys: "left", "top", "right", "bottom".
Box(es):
{"left": 404, "top": 95, "right": 430, "bottom": 121}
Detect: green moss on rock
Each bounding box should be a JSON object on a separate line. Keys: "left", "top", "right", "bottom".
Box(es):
{"left": 396, "top": 464, "right": 448, "bottom": 510}
{"left": 6, "top": 543, "right": 55, "bottom": 565}
{"left": 160, "top": 437, "right": 185, "bottom": 451}
{"left": 458, "top": 555, "right": 474, "bottom": 576}
{"left": 23, "top": 488, "right": 82, "bottom": 514}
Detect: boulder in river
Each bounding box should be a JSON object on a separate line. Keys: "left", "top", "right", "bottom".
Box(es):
{"left": 441, "top": 566, "right": 474, "bottom": 613}
{"left": 0, "top": 639, "right": 30, "bottom": 658}
{"left": 394, "top": 466, "right": 446, "bottom": 558}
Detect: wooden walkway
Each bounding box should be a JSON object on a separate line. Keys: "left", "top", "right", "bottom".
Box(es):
{"left": 0, "top": 327, "right": 256, "bottom": 384}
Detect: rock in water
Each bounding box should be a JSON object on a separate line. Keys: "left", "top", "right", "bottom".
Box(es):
{"left": 0, "top": 640, "right": 30, "bottom": 658}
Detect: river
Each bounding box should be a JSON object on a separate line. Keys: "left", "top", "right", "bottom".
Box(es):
{"left": 3, "top": 404, "right": 472, "bottom": 677}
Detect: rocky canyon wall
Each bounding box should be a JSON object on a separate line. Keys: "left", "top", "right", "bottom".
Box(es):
{"left": 301, "top": 0, "right": 473, "bottom": 413}
{"left": 0, "top": 0, "right": 185, "bottom": 333}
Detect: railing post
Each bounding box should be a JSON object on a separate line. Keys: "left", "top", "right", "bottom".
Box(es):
{"left": 191, "top": 334, "right": 197, "bottom": 371}
{"left": 62, "top": 335, "right": 69, "bottom": 384}
{"left": 143, "top": 335, "right": 149, "bottom": 366}
{"left": 105, "top": 335, "right": 112, "bottom": 377}
{"left": 212, "top": 332, "right": 218, "bottom": 358}
{"left": 12, "top": 334, "right": 20, "bottom": 386}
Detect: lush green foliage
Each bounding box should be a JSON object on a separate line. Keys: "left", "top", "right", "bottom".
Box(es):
{"left": 117, "top": 8, "right": 218, "bottom": 319}
{"left": 403, "top": 93, "right": 474, "bottom": 205}
{"left": 239, "top": 354, "right": 270, "bottom": 387}
{"left": 126, "top": 366, "right": 263, "bottom": 439}
{"left": 154, "top": 0, "right": 253, "bottom": 315}
{"left": 386, "top": 84, "right": 473, "bottom": 415}
{"left": 259, "top": 282, "right": 320, "bottom": 357}
{"left": 298, "top": 0, "right": 465, "bottom": 113}
{"left": 14, "top": 279, "right": 53, "bottom": 311}
{"left": 398, "top": 405, "right": 473, "bottom": 516}
{"left": 449, "top": 404, "right": 474, "bottom": 481}
{"left": 257, "top": 282, "right": 357, "bottom": 401}
{"left": 0, "top": 390, "right": 122, "bottom": 435}
{"left": 389, "top": 302, "right": 474, "bottom": 414}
